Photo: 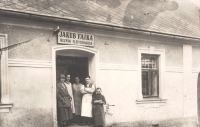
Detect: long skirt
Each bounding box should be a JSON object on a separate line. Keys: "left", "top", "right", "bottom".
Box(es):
{"left": 93, "top": 105, "right": 106, "bottom": 126}
{"left": 57, "top": 107, "right": 73, "bottom": 123}
{"left": 74, "top": 93, "right": 82, "bottom": 115}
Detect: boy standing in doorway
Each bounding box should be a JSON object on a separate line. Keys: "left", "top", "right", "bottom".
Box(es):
{"left": 92, "top": 87, "right": 106, "bottom": 127}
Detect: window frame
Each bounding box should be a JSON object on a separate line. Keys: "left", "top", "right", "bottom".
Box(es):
{"left": 137, "top": 47, "right": 165, "bottom": 101}
{"left": 141, "top": 54, "right": 159, "bottom": 98}
{"left": 0, "top": 34, "right": 13, "bottom": 113}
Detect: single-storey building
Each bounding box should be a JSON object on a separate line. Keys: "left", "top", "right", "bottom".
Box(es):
{"left": 0, "top": 0, "right": 200, "bottom": 127}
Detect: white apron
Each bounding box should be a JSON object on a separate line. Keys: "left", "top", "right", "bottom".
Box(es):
{"left": 81, "top": 93, "right": 93, "bottom": 117}
{"left": 81, "top": 85, "right": 94, "bottom": 117}
{"left": 65, "top": 82, "right": 75, "bottom": 113}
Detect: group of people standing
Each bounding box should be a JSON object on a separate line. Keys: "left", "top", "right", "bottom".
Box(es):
{"left": 57, "top": 74, "right": 106, "bottom": 127}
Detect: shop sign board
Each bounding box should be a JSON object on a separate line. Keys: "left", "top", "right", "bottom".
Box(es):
{"left": 58, "top": 31, "right": 94, "bottom": 47}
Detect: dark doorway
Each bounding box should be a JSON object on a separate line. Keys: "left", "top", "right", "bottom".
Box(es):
{"left": 56, "top": 56, "right": 89, "bottom": 84}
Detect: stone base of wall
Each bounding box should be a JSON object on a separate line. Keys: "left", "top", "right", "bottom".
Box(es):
{"left": 106, "top": 117, "right": 198, "bottom": 127}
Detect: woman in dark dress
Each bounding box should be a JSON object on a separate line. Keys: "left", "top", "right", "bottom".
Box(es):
{"left": 57, "top": 74, "right": 73, "bottom": 127}
{"left": 92, "top": 87, "right": 106, "bottom": 127}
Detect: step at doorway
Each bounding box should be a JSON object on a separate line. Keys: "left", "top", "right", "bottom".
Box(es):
{"left": 68, "top": 124, "right": 91, "bottom": 127}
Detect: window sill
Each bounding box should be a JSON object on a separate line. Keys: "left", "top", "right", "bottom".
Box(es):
{"left": 0, "top": 103, "right": 13, "bottom": 113}
{"left": 136, "top": 98, "right": 167, "bottom": 104}
{"left": 136, "top": 99, "right": 167, "bottom": 108}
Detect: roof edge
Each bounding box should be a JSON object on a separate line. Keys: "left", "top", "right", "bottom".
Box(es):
{"left": 0, "top": 9, "right": 200, "bottom": 42}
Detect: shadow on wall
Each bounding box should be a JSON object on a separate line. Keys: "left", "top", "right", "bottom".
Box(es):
{"left": 198, "top": 10, "right": 200, "bottom": 29}
{"left": 123, "top": 0, "right": 179, "bottom": 29}
{"left": 198, "top": 73, "right": 200, "bottom": 125}
{"left": 15, "top": 0, "right": 122, "bottom": 10}
{"left": 3, "top": 0, "right": 179, "bottom": 28}
{"left": 0, "top": 108, "right": 53, "bottom": 127}
{"left": 13, "top": 0, "right": 122, "bottom": 19}
{"left": 95, "top": 0, "right": 121, "bottom": 8}
{"left": 108, "top": 118, "right": 197, "bottom": 127}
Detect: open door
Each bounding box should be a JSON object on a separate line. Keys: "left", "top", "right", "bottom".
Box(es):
{"left": 56, "top": 56, "right": 89, "bottom": 84}
{"left": 52, "top": 45, "right": 99, "bottom": 127}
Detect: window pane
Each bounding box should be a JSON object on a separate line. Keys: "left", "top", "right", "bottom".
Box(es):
{"left": 145, "top": 59, "right": 148, "bottom": 68}
{"left": 149, "top": 59, "right": 152, "bottom": 68}
{"left": 142, "top": 71, "right": 149, "bottom": 97}
{"left": 142, "top": 56, "right": 157, "bottom": 69}
{"left": 154, "top": 58, "right": 156, "bottom": 68}
{"left": 141, "top": 59, "right": 145, "bottom": 68}
{"left": 151, "top": 71, "right": 158, "bottom": 96}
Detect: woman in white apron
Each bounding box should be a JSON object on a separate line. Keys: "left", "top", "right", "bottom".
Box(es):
{"left": 80, "top": 76, "right": 95, "bottom": 126}
{"left": 65, "top": 74, "right": 75, "bottom": 114}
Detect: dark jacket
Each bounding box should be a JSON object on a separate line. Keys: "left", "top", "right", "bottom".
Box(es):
{"left": 56, "top": 82, "right": 72, "bottom": 107}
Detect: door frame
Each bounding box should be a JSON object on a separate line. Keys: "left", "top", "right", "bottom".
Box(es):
{"left": 52, "top": 45, "right": 99, "bottom": 127}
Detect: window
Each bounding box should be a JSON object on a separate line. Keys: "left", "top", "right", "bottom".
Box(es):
{"left": 0, "top": 34, "right": 13, "bottom": 113}
{"left": 141, "top": 54, "right": 159, "bottom": 98}
{"left": 137, "top": 47, "right": 166, "bottom": 103}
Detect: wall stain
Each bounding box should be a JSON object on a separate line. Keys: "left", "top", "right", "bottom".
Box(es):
{"left": 198, "top": 9, "right": 200, "bottom": 30}
{"left": 123, "top": 0, "right": 179, "bottom": 29}
{"left": 107, "top": 14, "right": 112, "bottom": 22}
{"left": 109, "top": 117, "right": 197, "bottom": 127}
{"left": 3, "top": 0, "right": 121, "bottom": 21}
{"left": 0, "top": 0, "right": 182, "bottom": 25}
{"left": 0, "top": 108, "right": 53, "bottom": 127}
{"left": 96, "top": 0, "right": 121, "bottom": 8}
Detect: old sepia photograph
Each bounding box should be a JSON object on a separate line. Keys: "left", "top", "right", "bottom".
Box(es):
{"left": 0, "top": 0, "right": 200, "bottom": 127}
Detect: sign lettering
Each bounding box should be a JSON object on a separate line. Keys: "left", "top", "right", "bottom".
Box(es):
{"left": 58, "top": 31, "right": 94, "bottom": 47}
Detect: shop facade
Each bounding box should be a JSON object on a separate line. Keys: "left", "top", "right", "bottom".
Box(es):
{"left": 0, "top": 1, "right": 200, "bottom": 126}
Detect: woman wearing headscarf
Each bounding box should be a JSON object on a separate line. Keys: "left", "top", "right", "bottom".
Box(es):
{"left": 57, "top": 74, "right": 73, "bottom": 127}
{"left": 72, "top": 76, "right": 83, "bottom": 125}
